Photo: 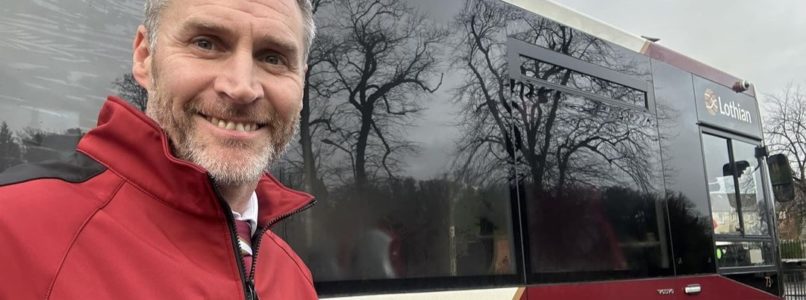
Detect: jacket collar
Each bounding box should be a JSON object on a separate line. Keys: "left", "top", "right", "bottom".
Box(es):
{"left": 77, "top": 96, "right": 314, "bottom": 225}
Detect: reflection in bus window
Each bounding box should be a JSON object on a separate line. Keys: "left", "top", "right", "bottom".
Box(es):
{"left": 702, "top": 134, "right": 770, "bottom": 237}
{"left": 0, "top": 0, "right": 140, "bottom": 172}
{"left": 731, "top": 141, "right": 769, "bottom": 236}
{"left": 273, "top": 0, "right": 519, "bottom": 282}
{"left": 715, "top": 241, "right": 773, "bottom": 268}
{"left": 514, "top": 88, "right": 670, "bottom": 278}
{"left": 702, "top": 134, "right": 741, "bottom": 235}
{"left": 702, "top": 133, "right": 774, "bottom": 270}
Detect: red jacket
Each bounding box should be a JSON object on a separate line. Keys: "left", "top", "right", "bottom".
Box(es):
{"left": 0, "top": 97, "right": 317, "bottom": 299}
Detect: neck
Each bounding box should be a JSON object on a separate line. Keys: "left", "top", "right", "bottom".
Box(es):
{"left": 217, "top": 180, "right": 258, "bottom": 214}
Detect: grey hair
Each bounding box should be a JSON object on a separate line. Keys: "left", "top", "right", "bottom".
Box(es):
{"left": 143, "top": 0, "right": 316, "bottom": 60}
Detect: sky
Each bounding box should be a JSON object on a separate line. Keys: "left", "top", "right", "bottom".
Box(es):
{"left": 551, "top": 0, "right": 806, "bottom": 113}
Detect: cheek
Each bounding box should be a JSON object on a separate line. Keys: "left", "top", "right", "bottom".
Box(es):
{"left": 265, "top": 78, "right": 303, "bottom": 119}
{"left": 160, "top": 67, "right": 213, "bottom": 113}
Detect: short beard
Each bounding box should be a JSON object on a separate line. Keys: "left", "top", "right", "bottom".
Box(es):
{"left": 145, "top": 82, "right": 299, "bottom": 187}
{"left": 179, "top": 127, "right": 274, "bottom": 186}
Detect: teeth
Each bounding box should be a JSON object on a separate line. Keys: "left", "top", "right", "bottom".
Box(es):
{"left": 204, "top": 115, "right": 259, "bottom": 132}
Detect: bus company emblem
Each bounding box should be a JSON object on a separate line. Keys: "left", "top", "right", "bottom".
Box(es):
{"left": 704, "top": 89, "right": 720, "bottom": 116}
{"left": 656, "top": 288, "right": 675, "bottom": 295}
{"left": 703, "top": 88, "right": 753, "bottom": 124}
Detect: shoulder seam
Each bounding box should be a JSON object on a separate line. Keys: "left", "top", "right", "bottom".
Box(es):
{"left": 0, "top": 152, "right": 107, "bottom": 187}
{"left": 45, "top": 178, "right": 126, "bottom": 299}
{"left": 76, "top": 149, "right": 175, "bottom": 213}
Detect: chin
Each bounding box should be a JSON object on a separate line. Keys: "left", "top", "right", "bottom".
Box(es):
{"left": 185, "top": 143, "right": 273, "bottom": 185}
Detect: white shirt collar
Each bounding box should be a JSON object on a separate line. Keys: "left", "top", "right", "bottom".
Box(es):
{"left": 231, "top": 192, "right": 259, "bottom": 236}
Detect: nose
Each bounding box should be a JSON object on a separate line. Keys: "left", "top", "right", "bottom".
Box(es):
{"left": 214, "top": 50, "right": 264, "bottom": 104}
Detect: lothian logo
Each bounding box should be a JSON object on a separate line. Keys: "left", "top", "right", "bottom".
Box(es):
{"left": 704, "top": 89, "right": 720, "bottom": 116}
{"left": 703, "top": 88, "right": 752, "bottom": 124}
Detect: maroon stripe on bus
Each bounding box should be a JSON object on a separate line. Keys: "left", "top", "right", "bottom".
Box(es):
{"left": 643, "top": 43, "right": 756, "bottom": 97}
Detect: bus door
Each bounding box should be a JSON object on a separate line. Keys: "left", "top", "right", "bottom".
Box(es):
{"left": 700, "top": 130, "right": 779, "bottom": 295}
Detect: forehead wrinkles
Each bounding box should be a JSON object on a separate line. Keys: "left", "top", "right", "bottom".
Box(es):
{"left": 246, "top": 0, "right": 299, "bottom": 19}
{"left": 182, "top": 0, "right": 300, "bottom": 23}
{"left": 168, "top": 0, "right": 304, "bottom": 51}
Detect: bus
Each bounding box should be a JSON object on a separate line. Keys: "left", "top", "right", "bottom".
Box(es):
{"left": 0, "top": 0, "right": 793, "bottom": 299}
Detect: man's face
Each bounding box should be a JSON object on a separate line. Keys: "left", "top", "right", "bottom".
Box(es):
{"left": 133, "top": 0, "right": 306, "bottom": 185}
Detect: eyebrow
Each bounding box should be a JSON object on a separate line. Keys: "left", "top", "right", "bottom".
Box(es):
{"left": 180, "top": 18, "right": 301, "bottom": 59}
{"left": 257, "top": 32, "right": 300, "bottom": 60}
{"left": 180, "top": 19, "right": 234, "bottom": 41}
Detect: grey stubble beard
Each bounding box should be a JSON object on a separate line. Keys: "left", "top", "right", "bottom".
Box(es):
{"left": 144, "top": 83, "right": 299, "bottom": 187}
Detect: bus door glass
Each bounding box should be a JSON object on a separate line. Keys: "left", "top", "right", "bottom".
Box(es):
{"left": 701, "top": 133, "right": 774, "bottom": 269}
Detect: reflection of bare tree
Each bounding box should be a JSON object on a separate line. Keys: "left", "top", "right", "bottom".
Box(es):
{"left": 451, "top": 0, "right": 656, "bottom": 193}
{"left": 319, "top": 0, "right": 446, "bottom": 188}
{"left": 113, "top": 72, "right": 148, "bottom": 111}
{"left": 450, "top": 0, "right": 520, "bottom": 186}
{"left": 298, "top": 0, "right": 339, "bottom": 196}
{"left": 449, "top": 0, "right": 668, "bottom": 275}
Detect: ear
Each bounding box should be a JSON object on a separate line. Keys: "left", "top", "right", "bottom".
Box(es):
{"left": 132, "top": 25, "right": 153, "bottom": 90}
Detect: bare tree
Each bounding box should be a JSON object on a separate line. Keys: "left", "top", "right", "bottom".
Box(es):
{"left": 113, "top": 73, "right": 148, "bottom": 111}
{"left": 765, "top": 83, "right": 806, "bottom": 180}
{"left": 320, "top": 0, "right": 447, "bottom": 188}
{"left": 763, "top": 83, "right": 806, "bottom": 238}
{"left": 297, "top": 0, "right": 340, "bottom": 196}
{"left": 451, "top": 0, "right": 656, "bottom": 193}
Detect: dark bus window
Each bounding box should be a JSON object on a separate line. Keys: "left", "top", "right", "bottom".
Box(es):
{"left": 513, "top": 87, "right": 671, "bottom": 280}
{"left": 0, "top": 1, "right": 141, "bottom": 172}
{"left": 273, "top": 0, "right": 520, "bottom": 288}
{"left": 278, "top": 177, "right": 517, "bottom": 281}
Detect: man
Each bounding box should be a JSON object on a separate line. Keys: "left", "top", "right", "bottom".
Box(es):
{"left": 0, "top": 0, "right": 317, "bottom": 298}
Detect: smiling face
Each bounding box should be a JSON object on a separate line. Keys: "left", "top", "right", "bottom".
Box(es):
{"left": 132, "top": 0, "right": 307, "bottom": 185}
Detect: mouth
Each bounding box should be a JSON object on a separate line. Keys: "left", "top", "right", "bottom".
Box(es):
{"left": 198, "top": 113, "right": 266, "bottom": 132}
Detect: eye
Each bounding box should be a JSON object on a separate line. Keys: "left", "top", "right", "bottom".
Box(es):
{"left": 261, "top": 53, "right": 284, "bottom": 65}
{"left": 192, "top": 37, "right": 215, "bottom": 50}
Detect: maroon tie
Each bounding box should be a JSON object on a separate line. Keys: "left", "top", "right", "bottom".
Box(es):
{"left": 234, "top": 220, "right": 253, "bottom": 275}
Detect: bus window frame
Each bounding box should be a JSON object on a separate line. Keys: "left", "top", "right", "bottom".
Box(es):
{"left": 699, "top": 126, "right": 778, "bottom": 272}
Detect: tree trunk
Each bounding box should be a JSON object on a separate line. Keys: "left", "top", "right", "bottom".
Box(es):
{"left": 300, "top": 71, "right": 318, "bottom": 194}
{"left": 354, "top": 109, "right": 373, "bottom": 188}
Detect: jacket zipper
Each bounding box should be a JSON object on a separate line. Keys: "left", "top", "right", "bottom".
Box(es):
{"left": 247, "top": 199, "right": 317, "bottom": 283}
{"left": 209, "top": 178, "right": 254, "bottom": 300}
{"left": 209, "top": 176, "right": 316, "bottom": 300}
